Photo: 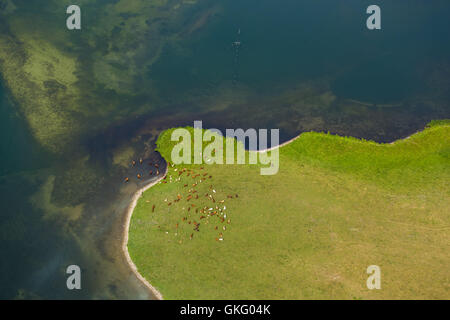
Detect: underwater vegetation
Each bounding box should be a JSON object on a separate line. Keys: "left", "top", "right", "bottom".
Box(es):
{"left": 0, "top": 0, "right": 213, "bottom": 155}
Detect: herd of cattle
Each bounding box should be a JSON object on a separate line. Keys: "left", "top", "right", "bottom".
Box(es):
{"left": 127, "top": 159, "right": 239, "bottom": 243}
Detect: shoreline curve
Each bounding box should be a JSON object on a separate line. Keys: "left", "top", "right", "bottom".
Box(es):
{"left": 122, "top": 166, "right": 168, "bottom": 300}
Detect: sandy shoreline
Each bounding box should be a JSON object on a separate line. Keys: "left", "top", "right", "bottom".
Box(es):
{"left": 122, "top": 167, "right": 168, "bottom": 300}
{"left": 256, "top": 134, "right": 302, "bottom": 153}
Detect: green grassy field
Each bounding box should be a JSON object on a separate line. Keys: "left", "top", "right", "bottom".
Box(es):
{"left": 128, "top": 121, "right": 450, "bottom": 299}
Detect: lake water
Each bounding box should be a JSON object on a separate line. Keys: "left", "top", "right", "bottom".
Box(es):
{"left": 0, "top": 0, "right": 449, "bottom": 299}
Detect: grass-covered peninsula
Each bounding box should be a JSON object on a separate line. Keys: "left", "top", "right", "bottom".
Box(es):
{"left": 127, "top": 120, "right": 450, "bottom": 300}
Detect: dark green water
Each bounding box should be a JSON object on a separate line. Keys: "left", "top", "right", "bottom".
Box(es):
{"left": 0, "top": 0, "right": 449, "bottom": 299}
{"left": 0, "top": 82, "right": 46, "bottom": 176}
{"left": 151, "top": 0, "right": 450, "bottom": 103}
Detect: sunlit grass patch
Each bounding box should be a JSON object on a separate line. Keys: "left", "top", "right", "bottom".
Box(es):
{"left": 129, "top": 122, "right": 450, "bottom": 299}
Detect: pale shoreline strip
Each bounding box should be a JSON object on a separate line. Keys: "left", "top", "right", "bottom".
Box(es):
{"left": 256, "top": 134, "right": 302, "bottom": 153}
{"left": 122, "top": 166, "right": 168, "bottom": 300}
